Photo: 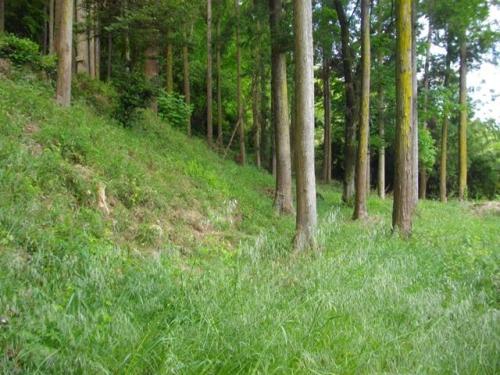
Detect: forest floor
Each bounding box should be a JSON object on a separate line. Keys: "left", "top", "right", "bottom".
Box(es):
{"left": 0, "top": 71, "right": 499, "bottom": 374}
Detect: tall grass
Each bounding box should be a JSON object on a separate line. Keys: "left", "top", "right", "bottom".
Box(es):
{"left": 0, "top": 72, "right": 498, "bottom": 374}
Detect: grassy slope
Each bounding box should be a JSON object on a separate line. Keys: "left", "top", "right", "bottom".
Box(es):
{"left": 0, "top": 74, "right": 498, "bottom": 374}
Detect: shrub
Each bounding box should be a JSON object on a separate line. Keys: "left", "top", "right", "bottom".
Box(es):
{"left": 73, "top": 74, "right": 119, "bottom": 117}
{"left": 0, "top": 34, "right": 57, "bottom": 75}
{"left": 158, "top": 90, "right": 192, "bottom": 130}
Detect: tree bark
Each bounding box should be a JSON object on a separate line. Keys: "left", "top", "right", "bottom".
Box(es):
{"left": 252, "top": 69, "right": 262, "bottom": 168}
{"left": 207, "top": 0, "right": 213, "bottom": 146}
{"left": 76, "top": 0, "right": 89, "bottom": 74}
{"left": 183, "top": 45, "right": 191, "bottom": 136}
{"left": 236, "top": 0, "right": 245, "bottom": 165}
{"left": 0, "top": 0, "right": 4, "bottom": 33}
{"left": 377, "top": 80, "right": 385, "bottom": 199}
{"left": 49, "top": 0, "right": 56, "bottom": 53}
{"left": 55, "top": 0, "right": 73, "bottom": 107}
{"left": 334, "top": 0, "right": 356, "bottom": 204}
{"left": 393, "top": 0, "right": 413, "bottom": 237}
{"left": 293, "top": 0, "right": 317, "bottom": 250}
{"left": 440, "top": 35, "right": 452, "bottom": 203}
{"left": 410, "top": 0, "right": 418, "bottom": 209}
{"left": 353, "top": 0, "right": 371, "bottom": 220}
{"left": 166, "top": 42, "right": 174, "bottom": 93}
{"left": 458, "top": 39, "right": 468, "bottom": 201}
{"left": 144, "top": 44, "right": 159, "bottom": 112}
{"left": 269, "top": 0, "right": 293, "bottom": 214}
{"left": 322, "top": 52, "right": 332, "bottom": 183}
{"left": 419, "top": 11, "right": 433, "bottom": 199}
{"left": 216, "top": 19, "right": 223, "bottom": 146}
{"left": 107, "top": 31, "right": 112, "bottom": 80}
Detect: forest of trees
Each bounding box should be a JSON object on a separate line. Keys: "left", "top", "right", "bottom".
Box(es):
{"left": 1, "top": 0, "right": 498, "bottom": 248}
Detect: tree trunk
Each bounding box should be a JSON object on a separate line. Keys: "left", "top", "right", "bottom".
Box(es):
{"left": 166, "top": 42, "right": 174, "bottom": 93}
{"left": 107, "top": 31, "right": 112, "bottom": 80}
{"left": 353, "top": 0, "right": 371, "bottom": 220}
{"left": 236, "top": 0, "right": 245, "bottom": 165}
{"left": 393, "top": 0, "right": 413, "bottom": 237}
{"left": 0, "top": 0, "right": 4, "bottom": 33}
{"left": 410, "top": 0, "right": 418, "bottom": 209}
{"left": 322, "top": 53, "right": 332, "bottom": 183}
{"left": 123, "top": 0, "right": 131, "bottom": 70}
{"left": 183, "top": 45, "right": 191, "bottom": 136}
{"left": 440, "top": 35, "right": 452, "bottom": 203}
{"left": 216, "top": 19, "right": 223, "bottom": 146}
{"left": 207, "top": 0, "right": 213, "bottom": 146}
{"left": 55, "top": 0, "right": 73, "bottom": 107}
{"left": 252, "top": 70, "right": 262, "bottom": 168}
{"left": 49, "top": 0, "right": 56, "bottom": 53}
{"left": 76, "top": 0, "right": 89, "bottom": 74}
{"left": 458, "top": 39, "right": 468, "bottom": 201}
{"left": 269, "top": 0, "right": 293, "bottom": 214}
{"left": 419, "top": 12, "right": 433, "bottom": 199}
{"left": 293, "top": 0, "right": 317, "bottom": 250}
{"left": 377, "top": 80, "right": 385, "bottom": 199}
{"left": 144, "top": 44, "right": 159, "bottom": 112}
{"left": 334, "top": 0, "right": 356, "bottom": 204}
{"left": 95, "top": 16, "right": 100, "bottom": 80}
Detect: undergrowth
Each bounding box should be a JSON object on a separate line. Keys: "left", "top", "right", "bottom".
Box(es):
{"left": 0, "top": 72, "right": 498, "bottom": 374}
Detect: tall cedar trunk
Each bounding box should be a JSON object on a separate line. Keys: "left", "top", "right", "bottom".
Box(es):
{"left": 458, "top": 39, "right": 468, "bottom": 201}
{"left": 293, "top": 0, "right": 317, "bottom": 250}
{"left": 166, "top": 42, "right": 173, "bottom": 93}
{"left": 410, "top": 0, "right": 418, "bottom": 209}
{"left": 252, "top": 70, "right": 262, "bottom": 168}
{"left": 0, "top": 0, "right": 4, "bottom": 32}
{"left": 206, "top": 0, "right": 213, "bottom": 146}
{"left": 183, "top": 45, "right": 192, "bottom": 136}
{"left": 334, "top": 0, "right": 356, "bottom": 204}
{"left": 49, "top": 0, "right": 56, "bottom": 53}
{"left": 419, "top": 11, "right": 433, "bottom": 199}
{"left": 216, "top": 19, "right": 223, "bottom": 146}
{"left": 55, "top": 0, "right": 73, "bottom": 107}
{"left": 123, "top": 0, "right": 131, "bottom": 69}
{"left": 236, "top": 0, "right": 245, "bottom": 165}
{"left": 353, "top": 0, "right": 371, "bottom": 220}
{"left": 43, "top": 3, "right": 48, "bottom": 53}
{"left": 54, "top": 0, "right": 62, "bottom": 54}
{"left": 107, "top": 31, "right": 112, "bottom": 80}
{"left": 76, "top": 0, "right": 89, "bottom": 74}
{"left": 89, "top": 3, "right": 96, "bottom": 79}
{"left": 393, "top": 0, "right": 413, "bottom": 237}
{"left": 269, "top": 0, "right": 293, "bottom": 214}
{"left": 95, "top": 16, "right": 100, "bottom": 80}
{"left": 144, "top": 44, "right": 159, "bottom": 112}
{"left": 376, "top": 0, "right": 385, "bottom": 199}
{"left": 440, "top": 36, "right": 452, "bottom": 202}
{"left": 377, "top": 80, "right": 385, "bottom": 198}
{"left": 322, "top": 52, "right": 332, "bottom": 183}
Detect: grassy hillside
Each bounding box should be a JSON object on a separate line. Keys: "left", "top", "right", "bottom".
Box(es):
{"left": 0, "top": 73, "right": 498, "bottom": 374}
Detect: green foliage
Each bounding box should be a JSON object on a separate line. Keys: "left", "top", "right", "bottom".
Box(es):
{"left": 0, "top": 34, "right": 57, "bottom": 75}
{"left": 418, "top": 125, "right": 437, "bottom": 173}
{"left": 157, "top": 91, "right": 192, "bottom": 130}
{"left": 113, "top": 71, "right": 154, "bottom": 125}
{"left": 72, "top": 74, "right": 119, "bottom": 117}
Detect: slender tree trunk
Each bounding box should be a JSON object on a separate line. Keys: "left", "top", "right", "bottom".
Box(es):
{"left": 366, "top": 147, "right": 371, "bottom": 193}
{"left": 166, "top": 42, "right": 174, "bottom": 93}
{"left": 89, "top": 6, "right": 96, "bottom": 79}
{"left": 252, "top": 70, "right": 262, "bottom": 168}
{"left": 353, "top": 0, "right": 371, "bottom": 220}
{"left": 269, "top": 0, "right": 293, "bottom": 214}
{"left": 183, "top": 45, "right": 191, "bottom": 136}
{"left": 49, "top": 0, "right": 56, "bottom": 53}
{"left": 322, "top": 53, "right": 332, "bottom": 183}
{"left": 144, "top": 44, "right": 159, "bottom": 112}
{"left": 440, "top": 36, "right": 452, "bottom": 203}
{"left": 76, "top": 0, "right": 89, "bottom": 74}
{"left": 216, "top": 19, "right": 223, "bottom": 146}
{"left": 393, "top": 0, "right": 413, "bottom": 237}
{"left": 377, "top": 80, "right": 385, "bottom": 199}
{"left": 334, "top": 0, "right": 356, "bottom": 204}
{"left": 419, "top": 12, "right": 433, "bottom": 199}
{"left": 439, "top": 114, "right": 449, "bottom": 202}
{"left": 123, "top": 0, "right": 131, "bottom": 70}
{"left": 0, "top": 0, "right": 4, "bottom": 33}
{"left": 411, "top": 0, "right": 418, "bottom": 209}
{"left": 458, "top": 39, "right": 468, "bottom": 201}
{"left": 95, "top": 16, "right": 100, "bottom": 80}
{"left": 55, "top": 0, "right": 73, "bottom": 107}
{"left": 293, "top": 0, "right": 317, "bottom": 250}
{"left": 207, "top": 0, "right": 213, "bottom": 146}
{"left": 236, "top": 0, "right": 245, "bottom": 165}
{"left": 107, "top": 31, "right": 112, "bottom": 80}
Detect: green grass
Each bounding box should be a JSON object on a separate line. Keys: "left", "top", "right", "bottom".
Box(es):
{"left": 0, "top": 72, "right": 499, "bottom": 374}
